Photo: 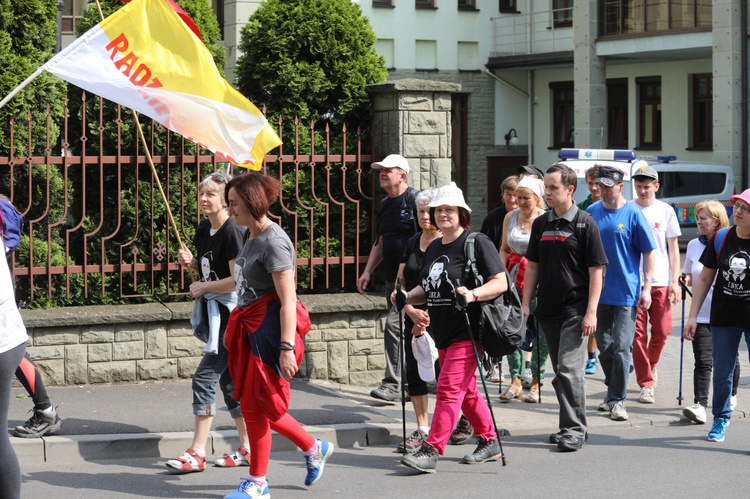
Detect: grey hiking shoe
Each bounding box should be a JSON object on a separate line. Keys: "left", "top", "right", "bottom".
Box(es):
{"left": 397, "top": 429, "right": 427, "bottom": 454}
{"left": 401, "top": 441, "right": 439, "bottom": 474}
{"left": 449, "top": 415, "right": 474, "bottom": 445}
{"left": 14, "top": 407, "right": 62, "bottom": 438}
{"left": 461, "top": 436, "right": 502, "bottom": 464}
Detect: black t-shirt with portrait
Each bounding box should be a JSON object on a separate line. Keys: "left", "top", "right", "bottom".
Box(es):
{"left": 377, "top": 187, "right": 418, "bottom": 283}
{"left": 700, "top": 227, "right": 750, "bottom": 328}
{"left": 420, "top": 230, "right": 504, "bottom": 349}
{"left": 193, "top": 217, "right": 245, "bottom": 321}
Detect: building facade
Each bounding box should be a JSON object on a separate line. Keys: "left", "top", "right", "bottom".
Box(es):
{"left": 61, "top": 0, "right": 749, "bottom": 219}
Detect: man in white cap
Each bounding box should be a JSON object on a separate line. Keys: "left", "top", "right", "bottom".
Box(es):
{"left": 629, "top": 162, "right": 681, "bottom": 405}
{"left": 358, "top": 154, "right": 419, "bottom": 401}
{"left": 587, "top": 165, "right": 655, "bottom": 422}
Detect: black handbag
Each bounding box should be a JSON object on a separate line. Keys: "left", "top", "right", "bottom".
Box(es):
{"left": 463, "top": 232, "right": 525, "bottom": 357}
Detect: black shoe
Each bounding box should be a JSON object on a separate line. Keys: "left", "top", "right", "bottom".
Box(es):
{"left": 14, "top": 407, "right": 62, "bottom": 438}
{"left": 370, "top": 385, "right": 406, "bottom": 402}
{"left": 401, "top": 442, "right": 438, "bottom": 474}
{"left": 461, "top": 436, "right": 502, "bottom": 464}
{"left": 549, "top": 431, "right": 565, "bottom": 444}
{"left": 550, "top": 431, "right": 588, "bottom": 445}
{"left": 557, "top": 434, "right": 585, "bottom": 452}
{"left": 449, "top": 415, "right": 474, "bottom": 445}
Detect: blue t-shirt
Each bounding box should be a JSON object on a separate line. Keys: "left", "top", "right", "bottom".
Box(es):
{"left": 587, "top": 201, "right": 656, "bottom": 306}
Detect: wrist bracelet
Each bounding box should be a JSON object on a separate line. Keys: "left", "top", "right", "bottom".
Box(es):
{"left": 280, "top": 341, "right": 295, "bottom": 351}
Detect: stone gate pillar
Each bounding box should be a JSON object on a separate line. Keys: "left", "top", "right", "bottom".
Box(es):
{"left": 367, "top": 78, "right": 460, "bottom": 190}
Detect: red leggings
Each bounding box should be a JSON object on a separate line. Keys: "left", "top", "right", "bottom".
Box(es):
{"left": 241, "top": 383, "right": 315, "bottom": 477}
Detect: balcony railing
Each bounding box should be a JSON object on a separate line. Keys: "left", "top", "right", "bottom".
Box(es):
{"left": 600, "top": 0, "right": 711, "bottom": 37}
{"left": 491, "top": 7, "right": 574, "bottom": 57}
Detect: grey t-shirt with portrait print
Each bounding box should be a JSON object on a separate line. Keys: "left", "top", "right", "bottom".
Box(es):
{"left": 234, "top": 223, "right": 296, "bottom": 308}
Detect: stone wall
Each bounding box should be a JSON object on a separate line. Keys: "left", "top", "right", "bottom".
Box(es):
{"left": 18, "top": 294, "right": 389, "bottom": 388}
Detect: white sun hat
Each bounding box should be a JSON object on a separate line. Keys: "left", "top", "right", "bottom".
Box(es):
{"left": 412, "top": 332, "right": 439, "bottom": 382}
{"left": 428, "top": 182, "right": 472, "bottom": 213}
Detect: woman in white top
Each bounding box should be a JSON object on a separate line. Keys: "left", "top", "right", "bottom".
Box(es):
{"left": 680, "top": 200, "right": 739, "bottom": 424}
{"left": 0, "top": 237, "right": 29, "bottom": 499}
{"left": 498, "top": 176, "right": 547, "bottom": 403}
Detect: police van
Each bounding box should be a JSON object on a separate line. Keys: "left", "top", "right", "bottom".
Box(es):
{"left": 556, "top": 148, "right": 637, "bottom": 204}
{"left": 555, "top": 149, "right": 736, "bottom": 246}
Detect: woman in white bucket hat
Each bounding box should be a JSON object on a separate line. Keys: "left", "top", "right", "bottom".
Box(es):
{"left": 397, "top": 182, "right": 508, "bottom": 474}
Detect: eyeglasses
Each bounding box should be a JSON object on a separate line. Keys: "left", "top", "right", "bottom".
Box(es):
{"left": 734, "top": 203, "right": 749, "bottom": 214}
{"left": 204, "top": 172, "right": 227, "bottom": 184}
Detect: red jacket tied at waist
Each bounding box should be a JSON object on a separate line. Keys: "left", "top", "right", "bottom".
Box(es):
{"left": 225, "top": 293, "right": 307, "bottom": 421}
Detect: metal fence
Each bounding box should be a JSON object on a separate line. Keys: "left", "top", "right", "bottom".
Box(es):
{"left": 0, "top": 95, "right": 376, "bottom": 307}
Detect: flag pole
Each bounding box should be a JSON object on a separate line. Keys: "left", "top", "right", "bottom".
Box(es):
{"left": 0, "top": 67, "right": 45, "bottom": 111}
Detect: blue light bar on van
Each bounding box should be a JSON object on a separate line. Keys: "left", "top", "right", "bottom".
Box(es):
{"left": 558, "top": 149, "right": 637, "bottom": 161}
{"left": 656, "top": 155, "right": 677, "bottom": 163}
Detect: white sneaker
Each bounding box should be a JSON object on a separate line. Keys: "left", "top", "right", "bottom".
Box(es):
{"left": 610, "top": 402, "right": 629, "bottom": 421}
{"left": 730, "top": 395, "right": 738, "bottom": 410}
{"left": 522, "top": 368, "right": 533, "bottom": 388}
{"left": 683, "top": 403, "right": 707, "bottom": 424}
{"left": 638, "top": 386, "right": 655, "bottom": 404}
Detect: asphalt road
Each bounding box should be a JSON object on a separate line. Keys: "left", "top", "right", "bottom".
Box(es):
{"left": 19, "top": 417, "right": 750, "bottom": 498}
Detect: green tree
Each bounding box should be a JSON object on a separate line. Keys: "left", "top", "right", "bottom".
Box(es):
{"left": 235, "top": 0, "right": 387, "bottom": 130}
{"left": 0, "top": 0, "right": 66, "bottom": 157}
{"left": 0, "top": 0, "right": 70, "bottom": 307}
{"left": 236, "top": 0, "right": 384, "bottom": 291}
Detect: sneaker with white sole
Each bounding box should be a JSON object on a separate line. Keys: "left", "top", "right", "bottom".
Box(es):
{"left": 610, "top": 402, "right": 628, "bottom": 421}
{"left": 224, "top": 477, "right": 270, "bottom": 499}
{"left": 522, "top": 368, "right": 533, "bottom": 388}
{"left": 683, "top": 403, "right": 707, "bottom": 424}
{"left": 14, "top": 407, "right": 62, "bottom": 438}
{"left": 638, "top": 386, "right": 655, "bottom": 404}
{"left": 597, "top": 395, "right": 611, "bottom": 412}
{"left": 215, "top": 447, "right": 251, "bottom": 467}
{"left": 304, "top": 438, "right": 333, "bottom": 486}
{"left": 707, "top": 417, "right": 729, "bottom": 442}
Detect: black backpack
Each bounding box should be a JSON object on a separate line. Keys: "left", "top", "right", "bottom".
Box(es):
{"left": 463, "top": 232, "right": 525, "bottom": 357}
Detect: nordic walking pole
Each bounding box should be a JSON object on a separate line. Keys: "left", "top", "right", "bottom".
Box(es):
{"left": 456, "top": 292, "right": 508, "bottom": 466}
{"left": 677, "top": 274, "right": 693, "bottom": 406}
{"left": 397, "top": 277, "right": 407, "bottom": 455}
{"left": 535, "top": 315, "right": 542, "bottom": 404}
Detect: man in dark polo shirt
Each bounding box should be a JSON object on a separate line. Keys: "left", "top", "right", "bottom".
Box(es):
{"left": 523, "top": 163, "right": 607, "bottom": 451}
{"left": 358, "top": 154, "right": 418, "bottom": 401}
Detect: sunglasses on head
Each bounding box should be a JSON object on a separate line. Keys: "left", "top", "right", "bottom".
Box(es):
{"left": 204, "top": 172, "right": 227, "bottom": 184}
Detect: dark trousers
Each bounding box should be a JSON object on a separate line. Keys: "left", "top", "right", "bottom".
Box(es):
{"left": 691, "top": 323, "right": 740, "bottom": 407}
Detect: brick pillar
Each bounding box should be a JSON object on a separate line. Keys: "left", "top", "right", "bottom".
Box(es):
{"left": 367, "top": 78, "right": 460, "bottom": 190}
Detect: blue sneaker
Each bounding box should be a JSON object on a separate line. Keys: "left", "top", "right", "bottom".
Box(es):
{"left": 585, "top": 358, "right": 598, "bottom": 375}
{"left": 304, "top": 438, "right": 333, "bottom": 486}
{"left": 707, "top": 418, "right": 729, "bottom": 442}
{"left": 224, "top": 477, "right": 270, "bottom": 499}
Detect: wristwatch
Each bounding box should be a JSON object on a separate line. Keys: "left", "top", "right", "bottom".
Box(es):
{"left": 472, "top": 289, "right": 480, "bottom": 302}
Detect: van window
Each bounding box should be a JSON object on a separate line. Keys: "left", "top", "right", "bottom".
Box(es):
{"left": 656, "top": 172, "right": 727, "bottom": 199}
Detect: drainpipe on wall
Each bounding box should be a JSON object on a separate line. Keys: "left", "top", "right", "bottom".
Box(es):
{"left": 527, "top": 70, "right": 534, "bottom": 164}
{"left": 742, "top": 0, "right": 748, "bottom": 189}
